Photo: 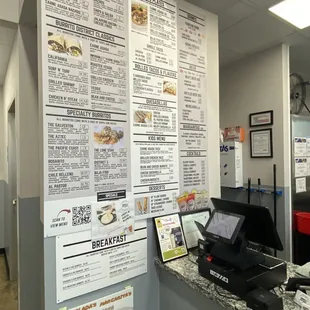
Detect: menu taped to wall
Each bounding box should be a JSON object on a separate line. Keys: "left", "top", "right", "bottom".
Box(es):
{"left": 41, "top": 0, "right": 131, "bottom": 236}
{"left": 129, "top": 0, "right": 180, "bottom": 219}
{"left": 177, "top": 4, "right": 208, "bottom": 212}
{"left": 69, "top": 287, "right": 134, "bottom": 310}
{"left": 56, "top": 221, "right": 147, "bottom": 302}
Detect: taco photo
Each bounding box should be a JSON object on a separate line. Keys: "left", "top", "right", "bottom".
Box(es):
{"left": 163, "top": 81, "right": 177, "bottom": 96}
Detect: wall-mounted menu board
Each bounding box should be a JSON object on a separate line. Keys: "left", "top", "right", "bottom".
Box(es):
{"left": 40, "top": 0, "right": 209, "bottom": 237}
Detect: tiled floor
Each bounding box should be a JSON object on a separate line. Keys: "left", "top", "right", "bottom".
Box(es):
{"left": 0, "top": 255, "right": 17, "bottom": 310}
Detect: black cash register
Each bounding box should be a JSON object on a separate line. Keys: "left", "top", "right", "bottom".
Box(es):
{"left": 197, "top": 198, "right": 287, "bottom": 299}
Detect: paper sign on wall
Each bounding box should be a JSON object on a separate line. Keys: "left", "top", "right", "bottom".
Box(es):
{"left": 69, "top": 287, "right": 133, "bottom": 310}
{"left": 40, "top": 0, "right": 131, "bottom": 237}
{"left": 56, "top": 221, "right": 147, "bottom": 302}
{"left": 91, "top": 198, "right": 134, "bottom": 239}
{"left": 129, "top": 0, "right": 180, "bottom": 219}
{"left": 177, "top": 4, "right": 209, "bottom": 211}
{"left": 296, "top": 178, "right": 307, "bottom": 193}
{"left": 307, "top": 138, "right": 310, "bottom": 157}
{"left": 294, "top": 137, "right": 307, "bottom": 156}
{"left": 295, "top": 158, "right": 308, "bottom": 177}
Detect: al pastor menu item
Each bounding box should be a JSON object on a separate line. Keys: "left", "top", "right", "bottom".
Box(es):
{"left": 130, "top": 0, "right": 179, "bottom": 219}
{"left": 154, "top": 214, "right": 188, "bottom": 262}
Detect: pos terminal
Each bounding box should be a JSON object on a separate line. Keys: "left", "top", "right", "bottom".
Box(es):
{"left": 198, "top": 198, "right": 287, "bottom": 301}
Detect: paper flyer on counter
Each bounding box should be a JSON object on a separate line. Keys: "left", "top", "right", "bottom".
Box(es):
{"left": 40, "top": 0, "right": 131, "bottom": 237}
{"left": 155, "top": 214, "right": 188, "bottom": 262}
{"left": 69, "top": 287, "right": 133, "bottom": 310}
{"left": 295, "top": 158, "right": 308, "bottom": 178}
{"left": 129, "top": 0, "right": 180, "bottom": 219}
{"left": 56, "top": 220, "right": 147, "bottom": 302}
{"left": 294, "top": 137, "right": 307, "bottom": 157}
{"left": 91, "top": 198, "right": 134, "bottom": 239}
{"left": 177, "top": 4, "right": 209, "bottom": 212}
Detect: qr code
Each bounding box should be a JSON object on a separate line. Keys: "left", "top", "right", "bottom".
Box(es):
{"left": 72, "top": 205, "right": 91, "bottom": 226}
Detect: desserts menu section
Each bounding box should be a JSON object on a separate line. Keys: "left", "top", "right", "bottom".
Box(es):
{"left": 42, "top": 0, "right": 130, "bottom": 236}
{"left": 177, "top": 5, "right": 208, "bottom": 212}
{"left": 130, "top": 0, "right": 180, "bottom": 219}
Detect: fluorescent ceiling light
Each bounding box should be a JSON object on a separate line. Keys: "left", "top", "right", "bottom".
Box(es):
{"left": 269, "top": 0, "right": 310, "bottom": 29}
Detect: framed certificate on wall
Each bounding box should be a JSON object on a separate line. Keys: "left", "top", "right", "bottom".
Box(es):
{"left": 250, "top": 128, "right": 273, "bottom": 158}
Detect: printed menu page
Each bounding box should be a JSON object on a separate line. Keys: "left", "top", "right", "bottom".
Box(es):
{"left": 129, "top": 0, "right": 179, "bottom": 218}
{"left": 177, "top": 5, "right": 208, "bottom": 212}
{"left": 41, "top": 0, "right": 131, "bottom": 236}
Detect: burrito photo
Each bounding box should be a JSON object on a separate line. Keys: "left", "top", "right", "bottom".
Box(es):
{"left": 48, "top": 34, "right": 65, "bottom": 53}
{"left": 65, "top": 38, "right": 83, "bottom": 57}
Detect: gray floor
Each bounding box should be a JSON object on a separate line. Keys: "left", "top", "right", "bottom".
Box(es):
{"left": 0, "top": 254, "right": 17, "bottom": 310}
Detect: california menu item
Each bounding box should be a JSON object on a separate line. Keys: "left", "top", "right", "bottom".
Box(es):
{"left": 48, "top": 33, "right": 65, "bottom": 53}
{"left": 163, "top": 81, "right": 177, "bottom": 96}
{"left": 94, "top": 126, "right": 124, "bottom": 145}
{"left": 131, "top": 2, "right": 148, "bottom": 26}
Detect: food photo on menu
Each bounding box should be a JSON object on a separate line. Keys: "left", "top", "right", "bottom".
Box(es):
{"left": 48, "top": 32, "right": 83, "bottom": 58}
{"left": 177, "top": 189, "right": 209, "bottom": 212}
{"left": 131, "top": 1, "right": 148, "bottom": 31}
{"left": 163, "top": 81, "right": 177, "bottom": 96}
{"left": 135, "top": 197, "right": 149, "bottom": 215}
{"left": 91, "top": 200, "right": 134, "bottom": 238}
{"left": 134, "top": 110, "right": 152, "bottom": 125}
{"left": 93, "top": 125, "right": 124, "bottom": 148}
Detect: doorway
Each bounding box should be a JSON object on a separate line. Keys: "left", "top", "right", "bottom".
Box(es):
{"left": 6, "top": 100, "right": 17, "bottom": 281}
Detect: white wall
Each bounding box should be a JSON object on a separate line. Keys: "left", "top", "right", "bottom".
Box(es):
{"left": 0, "top": 0, "right": 19, "bottom": 24}
{"left": 220, "top": 45, "right": 290, "bottom": 187}
{"left": 3, "top": 35, "right": 18, "bottom": 184}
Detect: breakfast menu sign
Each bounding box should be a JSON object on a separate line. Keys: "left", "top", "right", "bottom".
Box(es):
{"left": 39, "top": 0, "right": 209, "bottom": 236}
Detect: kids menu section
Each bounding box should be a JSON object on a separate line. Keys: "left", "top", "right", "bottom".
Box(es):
{"left": 40, "top": 0, "right": 209, "bottom": 303}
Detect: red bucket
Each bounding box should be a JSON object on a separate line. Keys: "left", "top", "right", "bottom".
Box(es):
{"left": 296, "top": 212, "right": 310, "bottom": 235}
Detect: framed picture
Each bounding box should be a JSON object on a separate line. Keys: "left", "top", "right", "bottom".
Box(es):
{"left": 249, "top": 110, "right": 273, "bottom": 127}
{"left": 154, "top": 213, "right": 188, "bottom": 263}
{"left": 250, "top": 128, "right": 273, "bottom": 158}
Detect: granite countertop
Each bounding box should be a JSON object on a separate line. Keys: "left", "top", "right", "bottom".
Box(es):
{"left": 155, "top": 254, "right": 298, "bottom": 310}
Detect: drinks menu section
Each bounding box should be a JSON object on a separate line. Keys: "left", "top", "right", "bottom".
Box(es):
{"left": 130, "top": 0, "right": 180, "bottom": 218}
{"left": 177, "top": 5, "right": 208, "bottom": 212}
{"left": 42, "top": 0, "right": 131, "bottom": 236}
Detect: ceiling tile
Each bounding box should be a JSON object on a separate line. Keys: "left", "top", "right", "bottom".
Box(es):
{"left": 246, "top": 0, "right": 283, "bottom": 9}
{"left": 186, "top": 0, "right": 239, "bottom": 14}
{"left": 281, "top": 32, "right": 310, "bottom": 46}
{"left": 220, "top": 11, "right": 295, "bottom": 54}
{"left": 219, "top": 2, "right": 257, "bottom": 32}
